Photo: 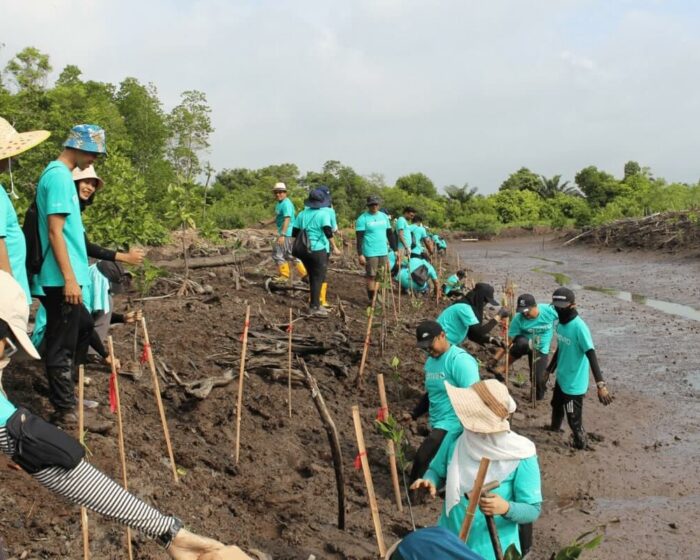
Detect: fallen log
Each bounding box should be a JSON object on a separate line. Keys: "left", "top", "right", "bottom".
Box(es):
{"left": 152, "top": 253, "right": 250, "bottom": 270}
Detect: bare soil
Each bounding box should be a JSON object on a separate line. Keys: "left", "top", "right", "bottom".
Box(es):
{"left": 0, "top": 233, "right": 698, "bottom": 559}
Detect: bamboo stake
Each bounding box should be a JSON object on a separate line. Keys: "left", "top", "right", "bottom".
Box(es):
{"left": 77, "top": 365, "right": 89, "bottom": 560}
{"left": 351, "top": 406, "right": 386, "bottom": 557}
{"left": 397, "top": 251, "right": 402, "bottom": 316}
{"left": 235, "top": 305, "right": 251, "bottom": 464}
{"left": 376, "top": 374, "right": 402, "bottom": 512}
{"left": 107, "top": 337, "right": 134, "bottom": 559}
{"left": 504, "top": 316, "right": 510, "bottom": 387}
{"left": 140, "top": 317, "right": 179, "bottom": 483}
{"left": 459, "top": 457, "right": 490, "bottom": 542}
{"left": 287, "top": 308, "right": 293, "bottom": 418}
{"left": 357, "top": 289, "right": 379, "bottom": 387}
{"left": 385, "top": 261, "right": 398, "bottom": 324}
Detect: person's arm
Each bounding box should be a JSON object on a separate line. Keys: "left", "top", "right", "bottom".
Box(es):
{"left": 48, "top": 214, "right": 82, "bottom": 304}
{"left": 355, "top": 231, "right": 365, "bottom": 257}
{"left": 586, "top": 348, "right": 613, "bottom": 404}
{"left": 411, "top": 392, "right": 429, "bottom": 419}
{"left": 386, "top": 228, "right": 398, "bottom": 252}
{"left": 398, "top": 229, "right": 407, "bottom": 251}
{"left": 467, "top": 319, "right": 499, "bottom": 345}
{"left": 424, "top": 236, "right": 435, "bottom": 255}
{"left": 322, "top": 226, "right": 333, "bottom": 239}
{"left": 277, "top": 216, "right": 291, "bottom": 245}
{"left": 0, "top": 238, "right": 10, "bottom": 274}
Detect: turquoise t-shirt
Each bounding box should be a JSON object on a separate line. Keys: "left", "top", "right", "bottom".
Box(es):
{"left": 425, "top": 438, "right": 542, "bottom": 560}
{"left": 355, "top": 211, "right": 391, "bottom": 257}
{"left": 322, "top": 207, "right": 338, "bottom": 232}
{"left": 0, "top": 187, "right": 31, "bottom": 304}
{"left": 0, "top": 393, "right": 17, "bottom": 427}
{"left": 395, "top": 216, "right": 412, "bottom": 252}
{"left": 437, "top": 302, "right": 479, "bottom": 346}
{"left": 443, "top": 273, "right": 462, "bottom": 295}
{"left": 275, "top": 197, "right": 295, "bottom": 237}
{"left": 398, "top": 257, "right": 437, "bottom": 293}
{"left": 293, "top": 208, "right": 331, "bottom": 252}
{"left": 32, "top": 161, "right": 89, "bottom": 291}
{"left": 424, "top": 344, "right": 480, "bottom": 433}
{"left": 508, "top": 303, "right": 559, "bottom": 354}
{"left": 411, "top": 225, "right": 428, "bottom": 255}
{"left": 555, "top": 316, "right": 595, "bottom": 395}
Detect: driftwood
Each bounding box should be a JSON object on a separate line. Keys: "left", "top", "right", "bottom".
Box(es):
{"left": 152, "top": 253, "right": 250, "bottom": 270}
{"left": 298, "top": 358, "right": 346, "bottom": 530}
{"left": 157, "top": 358, "right": 235, "bottom": 399}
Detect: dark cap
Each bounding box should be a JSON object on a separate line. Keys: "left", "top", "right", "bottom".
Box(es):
{"left": 516, "top": 293, "right": 537, "bottom": 313}
{"left": 552, "top": 287, "right": 575, "bottom": 308}
{"left": 366, "top": 195, "right": 381, "bottom": 206}
{"left": 475, "top": 282, "right": 499, "bottom": 306}
{"left": 416, "top": 320, "right": 443, "bottom": 348}
{"left": 403, "top": 206, "right": 416, "bottom": 214}
{"left": 306, "top": 188, "right": 327, "bottom": 209}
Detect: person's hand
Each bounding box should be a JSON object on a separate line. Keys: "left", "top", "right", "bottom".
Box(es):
{"left": 488, "top": 336, "right": 505, "bottom": 348}
{"left": 276, "top": 235, "right": 286, "bottom": 246}
{"left": 168, "top": 528, "right": 253, "bottom": 560}
{"left": 597, "top": 384, "right": 614, "bottom": 405}
{"left": 124, "top": 309, "right": 143, "bottom": 324}
{"left": 125, "top": 247, "right": 145, "bottom": 266}
{"left": 497, "top": 307, "right": 510, "bottom": 319}
{"left": 332, "top": 246, "right": 341, "bottom": 256}
{"left": 358, "top": 255, "right": 366, "bottom": 266}
{"left": 64, "top": 278, "right": 82, "bottom": 305}
{"left": 105, "top": 354, "right": 121, "bottom": 372}
{"left": 410, "top": 478, "right": 436, "bottom": 498}
{"left": 479, "top": 493, "right": 510, "bottom": 516}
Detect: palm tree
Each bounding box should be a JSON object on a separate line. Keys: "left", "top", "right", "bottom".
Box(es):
{"left": 444, "top": 183, "right": 478, "bottom": 203}
{"left": 537, "top": 174, "right": 582, "bottom": 198}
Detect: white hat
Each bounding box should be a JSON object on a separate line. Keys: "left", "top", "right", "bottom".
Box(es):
{"left": 445, "top": 379, "right": 517, "bottom": 434}
{"left": 0, "top": 117, "right": 50, "bottom": 161}
{"left": 0, "top": 271, "right": 41, "bottom": 359}
{"left": 272, "top": 182, "right": 287, "bottom": 192}
{"left": 72, "top": 164, "right": 104, "bottom": 190}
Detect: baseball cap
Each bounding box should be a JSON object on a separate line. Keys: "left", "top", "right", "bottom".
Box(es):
{"left": 416, "top": 320, "right": 443, "bottom": 348}
{"left": 552, "top": 287, "right": 575, "bottom": 308}
{"left": 366, "top": 195, "right": 381, "bottom": 206}
{"left": 516, "top": 293, "right": 537, "bottom": 313}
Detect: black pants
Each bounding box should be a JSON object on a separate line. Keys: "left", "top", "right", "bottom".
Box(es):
{"left": 551, "top": 383, "right": 587, "bottom": 449}
{"left": 39, "top": 288, "right": 91, "bottom": 411}
{"left": 300, "top": 249, "right": 328, "bottom": 309}
{"left": 510, "top": 335, "right": 549, "bottom": 400}
{"left": 409, "top": 428, "right": 447, "bottom": 483}
{"left": 519, "top": 523, "right": 533, "bottom": 556}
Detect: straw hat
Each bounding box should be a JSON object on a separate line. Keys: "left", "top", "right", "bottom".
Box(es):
{"left": 72, "top": 165, "right": 104, "bottom": 190}
{"left": 0, "top": 118, "right": 50, "bottom": 161}
{"left": 445, "top": 379, "right": 517, "bottom": 434}
{"left": 272, "top": 182, "right": 287, "bottom": 192}
{"left": 384, "top": 539, "right": 401, "bottom": 559}
{"left": 0, "top": 271, "right": 41, "bottom": 360}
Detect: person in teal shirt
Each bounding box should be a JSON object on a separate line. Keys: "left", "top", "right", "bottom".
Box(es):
{"left": 493, "top": 294, "right": 559, "bottom": 400}
{"left": 316, "top": 185, "right": 341, "bottom": 308}
{"left": 442, "top": 270, "right": 467, "bottom": 298}
{"left": 398, "top": 256, "right": 439, "bottom": 295}
{"left": 438, "top": 283, "right": 507, "bottom": 348}
{"left": 409, "top": 321, "right": 480, "bottom": 484}
{"left": 292, "top": 189, "right": 338, "bottom": 316}
{"left": 271, "top": 182, "right": 307, "bottom": 283}
{"left": 412, "top": 379, "right": 542, "bottom": 560}
{"left": 410, "top": 215, "right": 434, "bottom": 259}
{"left": 355, "top": 195, "right": 396, "bottom": 303}
{"left": 547, "top": 287, "right": 613, "bottom": 449}
{"left": 395, "top": 206, "right": 415, "bottom": 254}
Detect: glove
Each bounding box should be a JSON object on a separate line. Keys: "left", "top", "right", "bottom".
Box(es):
{"left": 497, "top": 307, "right": 510, "bottom": 319}
{"left": 597, "top": 384, "right": 614, "bottom": 405}
{"left": 488, "top": 336, "right": 505, "bottom": 348}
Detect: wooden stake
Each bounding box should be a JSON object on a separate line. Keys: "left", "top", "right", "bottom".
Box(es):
{"left": 459, "top": 457, "right": 490, "bottom": 542}
{"left": 504, "top": 316, "right": 510, "bottom": 387}
{"left": 376, "top": 374, "right": 402, "bottom": 512}
{"left": 77, "top": 365, "right": 89, "bottom": 560}
{"left": 107, "top": 337, "right": 134, "bottom": 560}
{"left": 287, "top": 308, "right": 293, "bottom": 418}
{"left": 351, "top": 405, "right": 386, "bottom": 557}
{"left": 140, "top": 317, "right": 179, "bottom": 483}
{"left": 357, "top": 289, "right": 379, "bottom": 386}
{"left": 235, "top": 305, "right": 251, "bottom": 464}
{"left": 385, "top": 261, "right": 398, "bottom": 324}
{"left": 397, "top": 251, "right": 402, "bottom": 316}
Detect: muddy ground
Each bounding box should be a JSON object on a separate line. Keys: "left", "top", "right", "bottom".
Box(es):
{"left": 0, "top": 233, "right": 698, "bottom": 559}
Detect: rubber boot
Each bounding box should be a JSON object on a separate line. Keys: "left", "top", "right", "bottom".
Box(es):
{"left": 320, "top": 282, "right": 331, "bottom": 308}
{"left": 273, "top": 262, "right": 290, "bottom": 283}
{"left": 295, "top": 261, "right": 308, "bottom": 282}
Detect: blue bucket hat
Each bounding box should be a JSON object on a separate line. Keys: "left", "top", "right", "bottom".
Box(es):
{"left": 64, "top": 124, "right": 107, "bottom": 154}
{"left": 305, "top": 188, "right": 327, "bottom": 209}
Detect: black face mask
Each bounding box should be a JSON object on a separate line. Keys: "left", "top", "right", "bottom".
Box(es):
{"left": 556, "top": 306, "right": 578, "bottom": 324}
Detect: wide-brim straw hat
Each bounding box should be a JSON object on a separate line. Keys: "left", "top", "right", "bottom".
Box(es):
{"left": 445, "top": 379, "right": 517, "bottom": 434}
{"left": 0, "top": 271, "right": 41, "bottom": 360}
{"left": 72, "top": 165, "right": 104, "bottom": 190}
{"left": 0, "top": 117, "right": 50, "bottom": 161}
{"left": 384, "top": 539, "right": 401, "bottom": 559}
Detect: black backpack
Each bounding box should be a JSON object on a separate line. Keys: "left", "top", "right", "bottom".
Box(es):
{"left": 291, "top": 211, "right": 321, "bottom": 260}
{"left": 411, "top": 264, "right": 430, "bottom": 286}
{"left": 23, "top": 198, "right": 44, "bottom": 278}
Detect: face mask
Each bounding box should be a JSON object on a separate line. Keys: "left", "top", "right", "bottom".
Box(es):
{"left": 555, "top": 306, "right": 578, "bottom": 324}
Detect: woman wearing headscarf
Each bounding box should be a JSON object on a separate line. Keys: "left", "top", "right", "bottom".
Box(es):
{"left": 411, "top": 379, "right": 542, "bottom": 560}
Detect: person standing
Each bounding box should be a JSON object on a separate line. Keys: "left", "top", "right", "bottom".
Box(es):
{"left": 31, "top": 124, "right": 107, "bottom": 425}
{"left": 317, "top": 185, "right": 340, "bottom": 308}
{"left": 396, "top": 206, "right": 415, "bottom": 258}
{"left": 410, "top": 215, "right": 434, "bottom": 261}
{"left": 409, "top": 321, "right": 480, "bottom": 484}
{"left": 271, "top": 182, "right": 307, "bottom": 283}
{"left": 355, "top": 195, "right": 396, "bottom": 304}
{"left": 547, "top": 287, "right": 613, "bottom": 449}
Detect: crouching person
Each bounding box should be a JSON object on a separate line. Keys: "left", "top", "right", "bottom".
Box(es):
{"left": 398, "top": 256, "right": 439, "bottom": 297}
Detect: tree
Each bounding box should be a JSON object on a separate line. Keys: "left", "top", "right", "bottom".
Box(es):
{"left": 623, "top": 160, "right": 641, "bottom": 180}
{"left": 537, "top": 174, "right": 581, "bottom": 198}
{"left": 167, "top": 90, "right": 213, "bottom": 183}
{"left": 499, "top": 167, "right": 541, "bottom": 193}
{"left": 574, "top": 166, "right": 623, "bottom": 208}
{"left": 395, "top": 172, "right": 437, "bottom": 198}
{"left": 444, "top": 183, "right": 478, "bottom": 203}
{"left": 4, "top": 47, "right": 52, "bottom": 91}
{"left": 56, "top": 65, "right": 82, "bottom": 87}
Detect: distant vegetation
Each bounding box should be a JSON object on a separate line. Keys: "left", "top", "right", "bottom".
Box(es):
{"left": 1, "top": 46, "right": 698, "bottom": 246}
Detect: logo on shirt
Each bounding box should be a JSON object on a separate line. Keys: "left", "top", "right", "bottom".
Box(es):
{"left": 425, "top": 372, "right": 446, "bottom": 381}
{"left": 557, "top": 333, "right": 572, "bottom": 346}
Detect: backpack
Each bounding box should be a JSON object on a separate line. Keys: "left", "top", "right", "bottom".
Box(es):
{"left": 411, "top": 264, "right": 430, "bottom": 286}
{"left": 291, "top": 211, "right": 321, "bottom": 260}
{"left": 23, "top": 199, "right": 45, "bottom": 278}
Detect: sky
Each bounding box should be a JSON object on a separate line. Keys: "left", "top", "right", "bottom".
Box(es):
{"left": 3, "top": 0, "right": 700, "bottom": 193}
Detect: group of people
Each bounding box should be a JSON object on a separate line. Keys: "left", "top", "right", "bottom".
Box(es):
{"left": 0, "top": 119, "right": 250, "bottom": 558}
{"left": 394, "top": 282, "right": 614, "bottom": 559}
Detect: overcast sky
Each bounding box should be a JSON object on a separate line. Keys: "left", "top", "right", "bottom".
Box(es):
{"left": 3, "top": 0, "right": 700, "bottom": 193}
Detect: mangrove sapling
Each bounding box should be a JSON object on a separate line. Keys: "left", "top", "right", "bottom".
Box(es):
{"left": 501, "top": 526, "right": 604, "bottom": 559}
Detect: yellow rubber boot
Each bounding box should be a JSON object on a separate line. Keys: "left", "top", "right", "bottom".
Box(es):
{"left": 320, "top": 282, "right": 331, "bottom": 308}
{"left": 274, "top": 262, "right": 290, "bottom": 282}
{"left": 295, "top": 261, "right": 308, "bottom": 281}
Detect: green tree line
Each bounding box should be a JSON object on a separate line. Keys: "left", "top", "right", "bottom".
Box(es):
{"left": 1, "top": 46, "right": 699, "bottom": 246}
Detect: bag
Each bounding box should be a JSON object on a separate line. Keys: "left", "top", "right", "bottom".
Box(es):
{"left": 23, "top": 199, "right": 44, "bottom": 277}
{"left": 291, "top": 228, "right": 312, "bottom": 260}
{"left": 411, "top": 264, "right": 430, "bottom": 286}
{"left": 6, "top": 408, "right": 85, "bottom": 474}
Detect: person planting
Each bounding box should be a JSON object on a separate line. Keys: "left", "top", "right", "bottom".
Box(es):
{"left": 397, "top": 255, "right": 439, "bottom": 296}
{"left": 442, "top": 269, "right": 467, "bottom": 298}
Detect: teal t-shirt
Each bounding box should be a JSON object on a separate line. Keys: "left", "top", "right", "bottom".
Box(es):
{"left": 275, "top": 197, "right": 295, "bottom": 237}
{"left": 555, "top": 316, "right": 595, "bottom": 395}
{"left": 32, "top": 161, "right": 89, "bottom": 291}
{"left": 437, "top": 302, "right": 479, "bottom": 346}
{"left": 395, "top": 216, "right": 412, "bottom": 251}
{"left": 398, "top": 257, "right": 437, "bottom": 293}
{"left": 508, "top": 303, "right": 559, "bottom": 354}
{"left": 0, "top": 393, "right": 17, "bottom": 427}
{"left": 425, "top": 438, "right": 542, "bottom": 560}
{"left": 323, "top": 207, "right": 338, "bottom": 232}
{"left": 424, "top": 345, "right": 480, "bottom": 433}
{"left": 0, "top": 187, "right": 31, "bottom": 304}
{"left": 443, "top": 273, "right": 462, "bottom": 295}
{"left": 355, "top": 211, "right": 391, "bottom": 257}
{"left": 411, "top": 225, "right": 428, "bottom": 255}
{"left": 293, "top": 208, "right": 331, "bottom": 252}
